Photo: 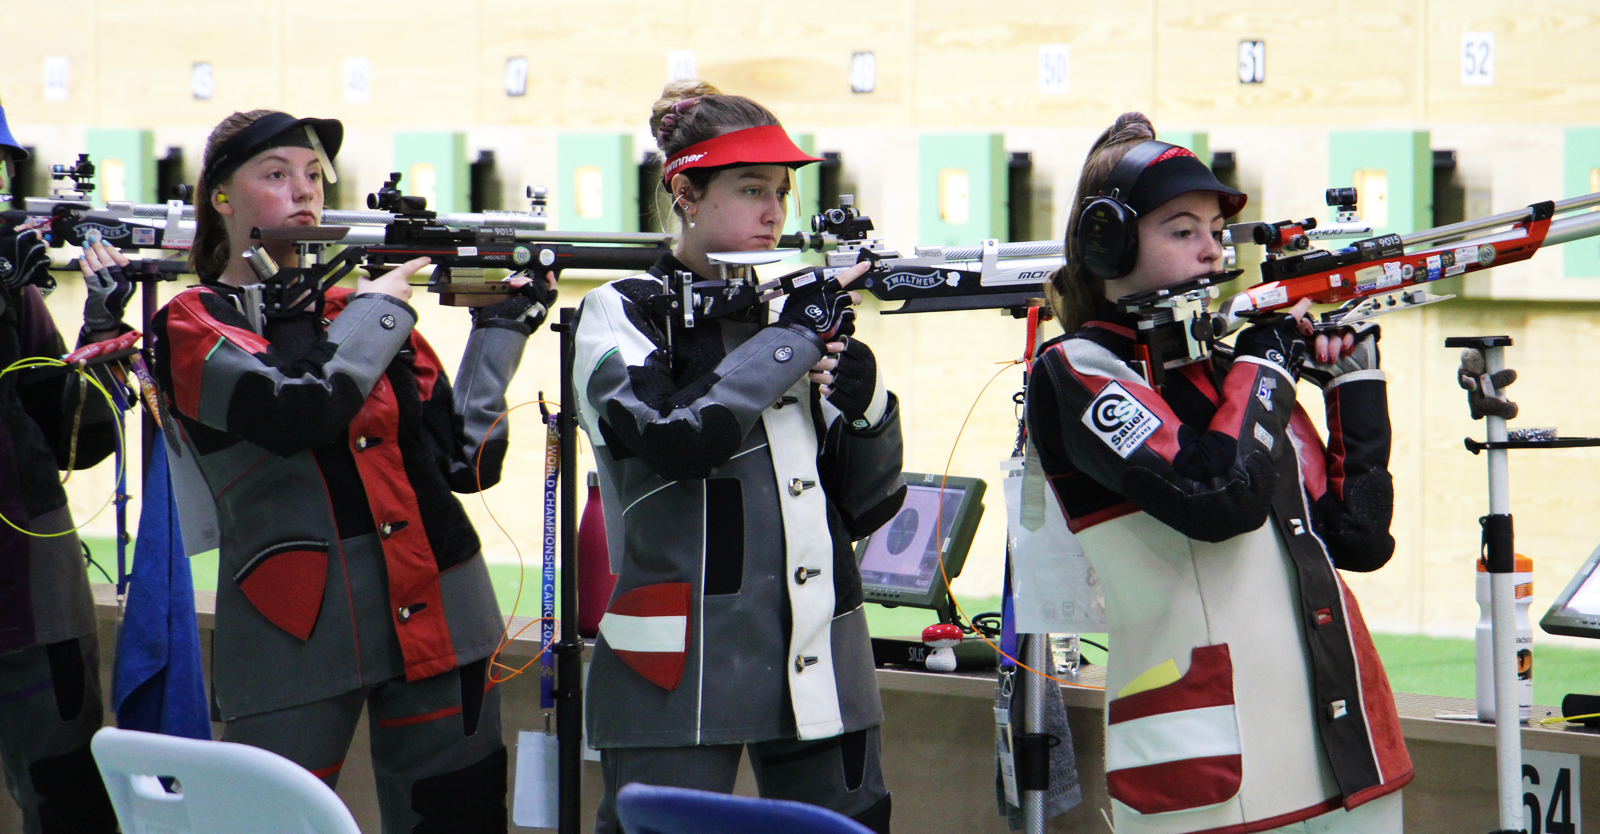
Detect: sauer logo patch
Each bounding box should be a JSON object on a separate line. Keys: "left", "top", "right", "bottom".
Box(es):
{"left": 1082, "top": 382, "right": 1162, "bottom": 458}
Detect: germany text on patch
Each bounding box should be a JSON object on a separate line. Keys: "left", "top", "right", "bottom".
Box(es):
{"left": 1082, "top": 382, "right": 1162, "bottom": 458}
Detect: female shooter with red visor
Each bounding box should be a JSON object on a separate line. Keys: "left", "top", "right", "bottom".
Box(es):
{"left": 1024, "top": 113, "right": 1411, "bottom": 834}
{"left": 573, "top": 80, "right": 905, "bottom": 833}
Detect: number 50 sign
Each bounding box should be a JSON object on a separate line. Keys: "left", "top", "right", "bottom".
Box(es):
{"left": 1524, "top": 750, "right": 1581, "bottom": 834}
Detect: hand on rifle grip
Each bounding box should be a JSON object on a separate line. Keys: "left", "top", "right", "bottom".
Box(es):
{"left": 0, "top": 220, "right": 50, "bottom": 292}
{"left": 357, "top": 256, "right": 426, "bottom": 303}
{"left": 1458, "top": 347, "right": 1519, "bottom": 421}
{"left": 79, "top": 235, "right": 133, "bottom": 334}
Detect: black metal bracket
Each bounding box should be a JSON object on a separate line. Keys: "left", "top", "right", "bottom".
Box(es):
{"left": 1464, "top": 437, "right": 1600, "bottom": 454}
{"left": 1012, "top": 732, "right": 1060, "bottom": 791}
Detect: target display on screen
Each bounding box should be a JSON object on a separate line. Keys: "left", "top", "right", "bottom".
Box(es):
{"left": 855, "top": 473, "right": 986, "bottom": 615}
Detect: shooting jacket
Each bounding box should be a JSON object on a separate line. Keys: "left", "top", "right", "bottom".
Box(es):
{"left": 1025, "top": 312, "right": 1411, "bottom": 834}
{"left": 150, "top": 283, "right": 524, "bottom": 720}
{"left": 0, "top": 286, "right": 118, "bottom": 655}
{"left": 575, "top": 256, "right": 906, "bottom": 747}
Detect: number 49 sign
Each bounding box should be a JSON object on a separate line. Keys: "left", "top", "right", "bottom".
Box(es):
{"left": 1524, "top": 750, "right": 1581, "bottom": 834}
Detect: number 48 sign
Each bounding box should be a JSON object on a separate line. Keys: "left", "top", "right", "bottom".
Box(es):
{"left": 1524, "top": 750, "right": 1581, "bottom": 834}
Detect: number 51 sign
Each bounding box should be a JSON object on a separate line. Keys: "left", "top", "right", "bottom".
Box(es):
{"left": 1524, "top": 750, "right": 1581, "bottom": 834}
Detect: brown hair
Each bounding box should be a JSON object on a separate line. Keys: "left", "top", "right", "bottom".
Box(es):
{"left": 189, "top": 109, "right": 278, "bottom": 278}
{"left": 1046, "top": 112, "right": 1158, "bottom": 332}
{"left": 648, "top": 79, "right": 781, "bottom": 225}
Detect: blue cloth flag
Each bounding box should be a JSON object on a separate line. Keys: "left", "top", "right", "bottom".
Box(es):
{"left": 112, "top": 432, "right": 210, "bottom": 740}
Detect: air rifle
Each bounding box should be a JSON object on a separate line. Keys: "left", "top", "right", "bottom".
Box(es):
{"left": 248, "top": 172, "right": 676, "bottom": 310}
{"left": 780, "top": 195, "right": 1060, "bottom": 315}
{"left": 1106, "top": 187, "right": 1600, "bottom": 385}
{"left": 1209, "top": 187, "right": 1600, "bottom": 333}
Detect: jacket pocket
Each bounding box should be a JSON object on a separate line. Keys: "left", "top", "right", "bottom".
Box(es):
{"left": 1105, "top": 644, "right": 1242, "bottom": 815}
{"left": 598, "top": 582, "right": 692, "bottom": 690}
{"left": 233, "top": 540, "right": 329, "bottom": 641}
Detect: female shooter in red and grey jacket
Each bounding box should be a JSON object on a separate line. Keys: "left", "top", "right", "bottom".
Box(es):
{"left": 1024, "top": 113, "right": 1412, "bottom": 834}
{"left": 147, "top": 110, "right": 552, "bottom": 834}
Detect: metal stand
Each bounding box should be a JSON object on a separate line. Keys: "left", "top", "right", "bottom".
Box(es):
{"left": 1444, "top": 335, "right": 1600, "bottom": 834}
{"left": 554, "top": 307, "right": 584, "bottom": 834}
{"left": 1021, "top": 633, "right": 1048, "bottom": 834}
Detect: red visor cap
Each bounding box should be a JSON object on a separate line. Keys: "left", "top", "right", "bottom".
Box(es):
{"left": 661, "top": 125, "right": 823, "bottom": 188}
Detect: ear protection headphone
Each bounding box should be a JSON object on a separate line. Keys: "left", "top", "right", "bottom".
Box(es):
{"left": 1073, "top": 140, "right": 1176, "bottom": 281}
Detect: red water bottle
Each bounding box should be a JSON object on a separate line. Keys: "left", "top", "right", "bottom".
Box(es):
{"left": 577, "top": 470, "right": 617, "bottom": 638}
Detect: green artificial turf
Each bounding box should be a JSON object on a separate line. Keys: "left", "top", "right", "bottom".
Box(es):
{"left": 87, "top": 536, "right": 1600, "bottom": 706}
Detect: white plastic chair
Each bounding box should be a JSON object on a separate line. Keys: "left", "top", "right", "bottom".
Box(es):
{"left": 91, "top": 726, "right": 361, "bottom": 834}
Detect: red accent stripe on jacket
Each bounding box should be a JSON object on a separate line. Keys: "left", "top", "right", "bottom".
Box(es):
{"left": 162, "top": 289, "right": 271, "bottom": 420}
{"left": 1108, "top": 644, "right": 1234, "bottom": 724}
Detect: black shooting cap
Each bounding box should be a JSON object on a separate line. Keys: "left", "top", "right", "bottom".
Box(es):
{"left": 200, "top": 112, "right": 343, "bottom": 193}
{"left": 1120, "top": 142, "right": 1247, "bottom": 219}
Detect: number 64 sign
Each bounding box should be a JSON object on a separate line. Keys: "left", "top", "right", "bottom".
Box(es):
{"left": 1524, "top": 750, "right": 1581, "bottom": 834}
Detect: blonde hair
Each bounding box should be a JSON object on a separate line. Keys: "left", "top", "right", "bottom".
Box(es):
{"left": 1046, "top": 112, "right": 1158, "bottom": 332}
{"left": 189, "top": 109, "right": 279, "bottom": 278}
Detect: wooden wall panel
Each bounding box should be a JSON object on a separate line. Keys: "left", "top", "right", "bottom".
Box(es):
{"left": 1426, "top": 1, "right": 1600, "bottom": 124}
{"left": 2, "top": 0, "right": 103, "bottom": 123}
{"left": 913, "top": 1, "right": 1157, "bottom": 128}
{"left": 478, "top": 0, "right": 690, "bottom": 128}
{"left": 91, "top": 1, "right": 284, "bottom": 127}
{"left": 687, "top": 0, "right": 915, "bottom": 129}
{"left": 279, "top": 0, "right": 482, "bottom": 127}
{"left": 1154, "top": 0, "right": 1423, "bottom": 126}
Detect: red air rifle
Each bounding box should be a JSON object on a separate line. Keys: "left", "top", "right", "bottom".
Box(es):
{"left": 1215, "top": 189, "right": 1600, "bottom": 333}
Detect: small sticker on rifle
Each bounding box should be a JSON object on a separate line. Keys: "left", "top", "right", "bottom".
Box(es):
{"left": 458, "top": 246, "right": 478, "bottom": 257}
{"left": 1082, "top": 382, "right": 1161, "bottom": 459}
{"left": 1254, "top": 285, "right": 1288, "bottom": 308}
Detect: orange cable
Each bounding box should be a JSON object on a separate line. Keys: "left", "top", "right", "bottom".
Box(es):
{"left": 474, "top": 398, "right": 562, "bottom": 684}
{"left": 932, "top": 358, "right": 1104, "bottom": 691}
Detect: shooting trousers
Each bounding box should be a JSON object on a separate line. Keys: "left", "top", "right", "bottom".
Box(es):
{"left": 0, "top": 285, "right": 120, "bottom": 654}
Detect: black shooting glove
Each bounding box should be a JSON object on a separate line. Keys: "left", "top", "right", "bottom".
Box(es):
{"left": 826, "top": 337, "right": 879, "bottom": 428}
{"left": 1300, "top": 322, "right": 1381, "bottom": 391}
{"left": 83, "top": 261, "right": 135, "bottom": 333}
{"left": 1458, "top": 347, "right": 1519, "bottom": 420}
{"left": 778, "top": 274, "right": 856, "bottom": 342}
{"left": 471, "top": 273, "right": 557, "bottom": 334}
{"left": 0, "top": 225, "right": 50, "bottom": 292}
{"left": 1234, "top": 314, "right": 1310, "bottom": 381}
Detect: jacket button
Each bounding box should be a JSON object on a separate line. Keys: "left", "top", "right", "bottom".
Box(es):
{"left": 789, "top": 478, "right": 804, "bottom": 496}
{"left": 794, "top": 655, "right": 818, "bottom": 673}
{"left": 355, "top": 436, "right": 369, "bottom": 450}
{"left": 794, "top": 567, "right": 821, "bottom": 585}
{"left": 397, "top": 606, "right": 412, "bottom": 622}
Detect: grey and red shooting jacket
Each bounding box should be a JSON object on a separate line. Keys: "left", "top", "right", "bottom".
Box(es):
{"left": 574, "top": 257, "right": 906, "bottom": 748}
{"left": 0, "top": 285, "right": 119, "bottom": 655}
{"left": 151, "top": 283, "right": 523, "bottom": 720}
{"left": 1024, "top": 311, "right": 1411, "bottom": 834}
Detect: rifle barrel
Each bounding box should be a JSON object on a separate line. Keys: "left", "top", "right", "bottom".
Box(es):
{"left": 1543, "top": 208, "right": 1600, "bottom": 247}
{"left": 1403, "top": 192, "right": 1600, "bottom": 249}
{"left": 932, "top": 239, "right": 1062, "bottom": 261}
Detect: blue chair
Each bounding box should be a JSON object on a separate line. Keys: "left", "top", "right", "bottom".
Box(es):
{"left": 615, "top": 783, "right": 875, "bottom": 834}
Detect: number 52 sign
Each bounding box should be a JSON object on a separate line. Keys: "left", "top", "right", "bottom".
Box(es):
{"left": 1524, "top": 750, "right": 1581, "bottom": 834}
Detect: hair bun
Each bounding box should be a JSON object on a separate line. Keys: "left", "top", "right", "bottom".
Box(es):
{"left": 652, "top": 79, "right": 723, "bottom": 147}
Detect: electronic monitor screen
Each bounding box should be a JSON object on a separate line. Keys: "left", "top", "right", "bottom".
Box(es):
{"left": 1542, "top": 541, "right": 1600, "bottom": 640}
{"left": 856, "top": 473, "right": 985, "bottom": 612}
